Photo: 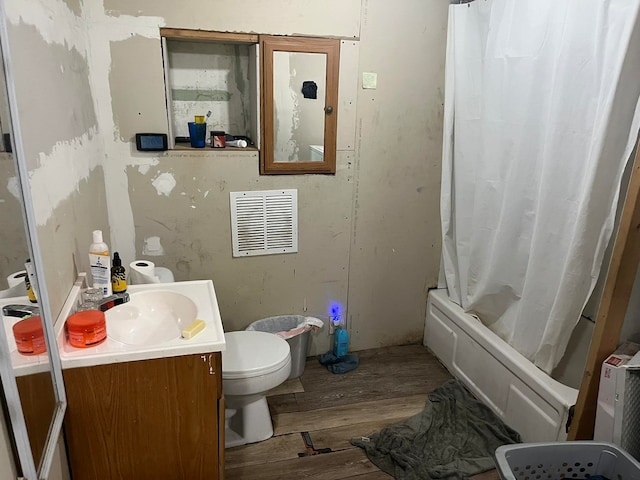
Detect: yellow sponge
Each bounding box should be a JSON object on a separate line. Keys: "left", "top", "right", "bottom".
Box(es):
{"left": 182, "top": 319, "right": 206, "bottom": 339}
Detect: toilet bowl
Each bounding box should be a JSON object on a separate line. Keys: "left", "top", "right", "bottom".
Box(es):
{"left": 222, "top": 330, "right": 291, "bottom": 448}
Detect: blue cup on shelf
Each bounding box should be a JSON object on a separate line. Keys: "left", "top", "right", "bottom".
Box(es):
{"left": 188, "top": 122, "right": 206, "bottom": 148}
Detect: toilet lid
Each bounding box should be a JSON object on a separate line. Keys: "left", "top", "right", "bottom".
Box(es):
{"left": 222, "top": 331, "right": 291, "bottom": 380}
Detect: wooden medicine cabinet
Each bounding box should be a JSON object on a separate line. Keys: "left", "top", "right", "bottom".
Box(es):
{"left": 260, "top": 35, "right": 340, "bottom": 174}
{"left": 159, "top": 29, "right": 340, "bottom": 175}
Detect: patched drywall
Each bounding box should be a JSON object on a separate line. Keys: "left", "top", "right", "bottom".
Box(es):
{"left": 104, "top": 0, "right": 361, "bottom": 39}
{"left": 7, "top": 22, "right": 97, "bottom": 172}
{"left": 37, "top": 168, "right": 109, "bottom": 317}
{"left": 5, "top": 0, "right": 108, "bottom": 319}
{"left": 64, "top": 0, "right": 83, "bottom": 17}
{"left": 5, "top": 0, "right": 449, "bottom": 360}
{"left": 126, "top": 150, "right": 354, "bottom": 355}
{"left": 90, "top": 0, "right": 448, "bottom": 354}
{"left": 109, "top": 36, "right": 168, "bottom": 141}
{"left": 347, "top": 0, "right": 448, "bottom": 349}
{"left": 0, "top": 153, "right": 29, "bottom": 286}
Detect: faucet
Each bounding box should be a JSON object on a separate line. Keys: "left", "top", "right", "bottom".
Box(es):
{"left": 95, "top": 292, "right": 130, "bottom": 312}
{"left": 2, "top": 304, "right": 40, "bottom": 318}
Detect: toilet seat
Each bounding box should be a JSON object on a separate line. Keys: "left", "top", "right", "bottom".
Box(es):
{"left": 222, "top": 331, "right": 291, "bottom": 380}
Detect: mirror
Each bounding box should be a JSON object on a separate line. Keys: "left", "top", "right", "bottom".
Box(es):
{"left": 273, "top": 52, "right": 327, "bottom": 163}
{"left": 0, "top": 8, "right": 66, "bottom": 479}
{"left": 260, "top": 36, "right": 339, "bottom": 174}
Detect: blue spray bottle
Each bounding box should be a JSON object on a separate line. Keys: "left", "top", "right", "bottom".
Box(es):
{"left": 332, "top": 315, "right": 349, "bottom": 357}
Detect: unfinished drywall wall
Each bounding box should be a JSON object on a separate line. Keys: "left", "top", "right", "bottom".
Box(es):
{"left": 347, "top": 0, "right": 447, "bottom": 349}
{"left": 104, "top": 0, "right": 361, "bottom": 39}
{"left": 0, "top": 152, "right": 29, "bottom": 286}
{"left": 110, "top": 36, "right": 167, "bottom": 142}
{"left": 6, "top": 1, "right": 108, "bottom": 318}
{"left": 86, "top": 1, "right": 362, "bottom": 357}
{"left": 36, "top": 170, "right": 109, "bottom": 316}
{"left": 85, "top": 0, "right": 448, "bottom": 354}
{"left": 1, "top": 0, "right": 448, "bottom": 363}
{"left": 127, "top": 150, "right": 353, "bottom": 354}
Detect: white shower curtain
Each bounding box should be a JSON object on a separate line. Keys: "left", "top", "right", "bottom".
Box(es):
{"left": 441, "top": 0, "right": 640, "bottom": 373}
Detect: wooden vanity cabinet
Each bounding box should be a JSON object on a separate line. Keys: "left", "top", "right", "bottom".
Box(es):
{"left": 63, "top": 352, "right": 224, "bottom": 480}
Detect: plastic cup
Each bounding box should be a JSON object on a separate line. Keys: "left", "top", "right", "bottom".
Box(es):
{"left": 188, "top": 122, "right": 207, "bottom": 148}
{"left": 194, "top": 115, "right": 205, "bottom": 123}
{"left": 83, "top": 288, "right": 103, "bottom": 303}
{"left": 77, "top": 301, "right": 99, "bottom": 312}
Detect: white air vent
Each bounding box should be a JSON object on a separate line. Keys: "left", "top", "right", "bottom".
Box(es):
{"left": 230, "top": 189, "right": 298, "bottom": 257}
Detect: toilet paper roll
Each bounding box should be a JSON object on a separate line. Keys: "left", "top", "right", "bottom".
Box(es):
{"left": 7, "top": 270, "right": 28, "bottom": 288}
{"left": 129, "top": 260, "right": 160, "bottom": 285}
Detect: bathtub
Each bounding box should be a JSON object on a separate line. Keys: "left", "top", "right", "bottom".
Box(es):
{"left": 424, "top": 289, "right": 579, "bottom": 442}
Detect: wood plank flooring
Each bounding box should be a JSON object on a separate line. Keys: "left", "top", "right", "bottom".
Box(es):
{"left": 224, "top": 344, "right": 500, "bottom": 480}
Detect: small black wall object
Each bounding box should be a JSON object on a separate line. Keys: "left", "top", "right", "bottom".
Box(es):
{"left": 302, "top": 81, "right": 318, "bottom": 99}
{"left": 135, "top": 133, "right": 168, "bottom": 151}
{"left": 3, "top": 133, "right": 11, "bottom": 153}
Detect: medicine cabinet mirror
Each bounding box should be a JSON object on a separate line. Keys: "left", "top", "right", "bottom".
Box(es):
{"left": 260, "top": 35, "right": 339, "bottom": 175}
{"left": 0, "top": 8, "right": 67, "bottom": 479}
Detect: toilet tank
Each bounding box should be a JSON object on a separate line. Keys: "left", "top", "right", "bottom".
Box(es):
{"left": 309, "top": 145, "right": 324, "bottom": 162}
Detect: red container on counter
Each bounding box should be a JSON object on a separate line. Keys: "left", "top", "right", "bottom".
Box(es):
{"left": 12, "top": 316, "right": 47, "bottom": 355}
{"left": 66, "top": 310, "right": 107, "bottom": 348}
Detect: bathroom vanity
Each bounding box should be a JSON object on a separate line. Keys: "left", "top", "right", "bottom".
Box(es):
{"left": 54, "top": 279, "right": 226, "bottom": 479}
{"left": 63, "top": 352, "right": 224, "bottom": 479}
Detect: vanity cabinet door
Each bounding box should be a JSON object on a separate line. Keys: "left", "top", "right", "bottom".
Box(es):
{"left": 63, "top": 352, "right": 222, "bottom": 480}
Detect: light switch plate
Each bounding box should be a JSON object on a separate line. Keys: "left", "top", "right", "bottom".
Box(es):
{"left": 362, "top": 72, "right": 377, "bottom": 89}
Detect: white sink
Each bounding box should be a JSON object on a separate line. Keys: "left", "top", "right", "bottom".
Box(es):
{"left": 54, "top": 279, "right": 226, "bottom": 369}
{"left": 107, "top": 291, "right": 198, "bottom": 346}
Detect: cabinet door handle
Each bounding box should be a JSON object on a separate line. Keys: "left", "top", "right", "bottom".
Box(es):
{"left": 204, "top": 353, "right": 214, "bottom": 375}
{"left": 325, "top": 105, "right": 334, "bottom": 115}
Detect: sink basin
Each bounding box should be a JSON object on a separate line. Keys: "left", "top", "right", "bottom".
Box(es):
{"left": 106, "top": 291, "right": 197, "bottom": 346}
{"left": 55, "top": 278, "right": 226, "bottom": 369}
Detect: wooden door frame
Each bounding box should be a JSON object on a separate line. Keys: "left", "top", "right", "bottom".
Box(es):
{"left": 568, "top": 139, "right": 640, "bottom": 440}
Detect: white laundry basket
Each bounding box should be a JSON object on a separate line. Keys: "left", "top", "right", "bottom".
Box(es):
{"left": 494, "top": 442, "right": 640, "bottom": 480}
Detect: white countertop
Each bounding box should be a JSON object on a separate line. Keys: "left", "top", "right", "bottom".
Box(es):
{"left": 54, "top": 279, "right": 226, "bottom": 370}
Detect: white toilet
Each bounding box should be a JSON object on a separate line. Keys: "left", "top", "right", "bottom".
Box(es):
{"left": 222, "top": 330, "right": 291, "bottom": 448}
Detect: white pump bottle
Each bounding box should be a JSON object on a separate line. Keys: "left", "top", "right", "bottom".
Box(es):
{"left": 89, "top": 230, "right": 112, "bottom": 297}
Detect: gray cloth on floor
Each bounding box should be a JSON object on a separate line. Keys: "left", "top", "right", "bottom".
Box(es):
{"left": 318, "top": 352, "right": 359, "bottom": 374}
{"left": 351, "top": 379, "right": 521, "bottom": 480}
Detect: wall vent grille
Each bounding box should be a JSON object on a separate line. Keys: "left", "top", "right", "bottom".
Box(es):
{"left": 230, "top": 189, "right": 298, "bottom": 257}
